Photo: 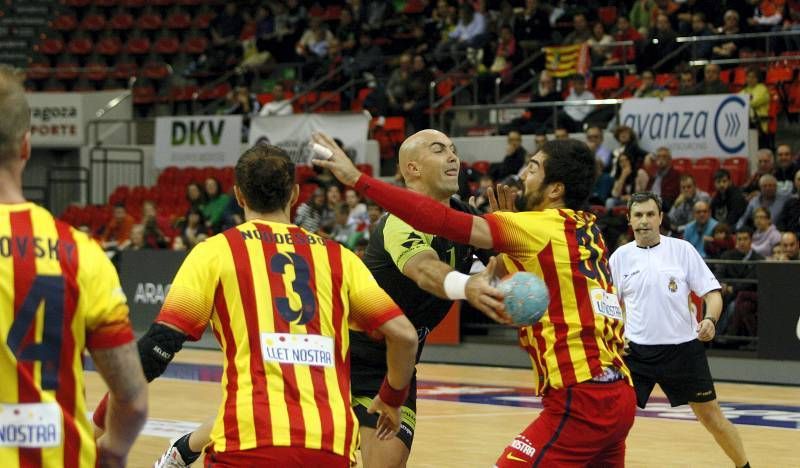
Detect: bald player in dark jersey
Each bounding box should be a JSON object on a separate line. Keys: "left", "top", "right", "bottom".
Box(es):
{"left": 350, "top": 129, "right": 509, "bottom": 468}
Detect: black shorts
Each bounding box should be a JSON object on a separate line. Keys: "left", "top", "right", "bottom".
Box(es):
{"left": 624, "top": 339, "right": 716, "bottom": 409}
{"left": 352, "top": 378, "right": 417, "bottom": 450}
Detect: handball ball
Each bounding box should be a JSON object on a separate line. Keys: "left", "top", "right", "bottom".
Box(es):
{"left": 497, "top": 272, "right": 549, "bottom": 326}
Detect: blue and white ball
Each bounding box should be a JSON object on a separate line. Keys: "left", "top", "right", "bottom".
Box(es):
{"left": 497, "top": 272, "right": 550, "bottom": 326}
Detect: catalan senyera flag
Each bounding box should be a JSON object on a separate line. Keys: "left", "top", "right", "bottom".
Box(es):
{"left": 543, "top": 43, "right": 591, "bottom": 78}
{"left": 483, "top": 209, "right": 631, "bottom": 395}
{"left": 0, "top": 203, "right": 134, "bottom": 468}
{"left": 157, "top": 220, "right": 402, "bottom": 461}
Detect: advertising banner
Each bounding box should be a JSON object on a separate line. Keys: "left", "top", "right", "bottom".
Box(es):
{"left": 248, "top": 112, "right": 370, "bottom": 164}
{"left": 27, "top": 93, "right": 84, "bottom": 147}
{"left": 619, "top": 94, "right": 750, "bottom": 158}
{"left": 154, "top": 115, "right": 243, "bottom": 168}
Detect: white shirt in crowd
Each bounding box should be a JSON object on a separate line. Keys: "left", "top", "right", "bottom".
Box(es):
{"left": 259, "top": 99, "right": 293, "bottom": 116}
{"left": 609, "top": 235, "right": 720, "bottom": 345}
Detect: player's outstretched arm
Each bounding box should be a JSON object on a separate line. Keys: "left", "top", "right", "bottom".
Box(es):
{"left": 368, "top": 315, "right": 418, "bottom": 440}
{"left": 310, "top": 132, "right": 495, "bottom": 250}
{"left": 90, "top": 341, "right": 148, "bottom": 468}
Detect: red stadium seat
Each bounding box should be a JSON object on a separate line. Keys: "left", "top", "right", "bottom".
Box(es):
{"left": 594, "top": 75, "right": 621, "bottom": 98}
{"left": 132, "top": 85, "right": 157, "bottom": 104}
{"left": 721, "top": 157, "right": 748, "bottom": 186}
{"left": 611, "top": 205, "right": 628, "bottom": 218}
{"left": 124, "top": 37, "right": 151, "bottom": 55}
{"left": 96, "top": 36, "right": 123, "bottom": 56}
{"left": 182, "top": 35, "right": 208, "bottom": 55}
{"left": 690, "top": 166, "right": 714, "bottom": 194}
{"left": 112, "top": 61, "right": 138, "bottom": 81}
{"left": 192, "top": 12, "right": 215, "bottom": 29}
{"left": 80, "top": 13, "right": 107, "bottom": 32}
{"left": 154, "top": 35, "right": 181, "bottom": 55}
{"left": 137, "top": 13, "right": 163, "bottom": 31}
{"left": 39, "top": 37, "right": 65, "bottom": 56}
{"left": 766, "top": 65, "right": 794, "bottom": 85}
{"left": 85, "top": 62, "right": 109, "bottom": 82}
{"left": 165, "top": 11, "right": 192, "bottom": 30}
{"left": 471, "top": 160, "right": 490, "bottom": 175}
{"left": 55, "top": 62, "right": 80, "bottom": 81}
{"left": 352, "top": 87, "right": 372, "bottom": 111}
{"left": 110, "top": 11, "right": 135, "bottom": 30}
{"left": 52, "top": 14, "right": 78, "bottom": 32}
{"left": 598, "top": 6, "right": 617, "bottom": 26}
{"left": 142, "top": 61, "right": 171, "bottom": 80}
{"left": 672, "top": 157, "right": 692, "bottom": 173}
{"left": 27, "top": 61, "right": 52, "bottom": 81}
{"left": 694, "top": 157, "right": 720, "bottom": 173}
{"left": 67, "top": 37, "right": 94, "bottom": 56}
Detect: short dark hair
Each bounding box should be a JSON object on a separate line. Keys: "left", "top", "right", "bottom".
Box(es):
{"left": 540, "top": 139, "right": 595, "bottom": 210}
{"left": 627, "top": 191, "right": 663, "bottom": 213}
{"left": 570, "top": 74, "right": 585, "bottom": 84}
{"left": 714, "top": 168, "right": 731, "bottom": 181}
{"left": 735, "top": 225, "right": 754, "bottom": 237}
{"left": 235, "top": 144, "right": 295, "bottom": 213}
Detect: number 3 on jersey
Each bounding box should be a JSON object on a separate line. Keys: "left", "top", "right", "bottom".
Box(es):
{"left": 270, "top": 252, "right": 317, "bottom": 325}
{"left": 6, "top": 275, "right": 64, "bottom": 390}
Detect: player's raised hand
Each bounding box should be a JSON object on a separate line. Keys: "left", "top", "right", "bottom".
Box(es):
{"left": 310, "top": 132, "right": 362, "bottom": 186}
{"left": 465, "top": 256, "right": 512, "bottom": 325}
{"left": 487, "top": 184, "right": 518, "bottom": 213}
{"left": 367, "top": 396, "right": 401, "bottom": 440}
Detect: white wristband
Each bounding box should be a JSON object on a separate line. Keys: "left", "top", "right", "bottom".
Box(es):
{"left": 443, "top": 271, "right": 469, "bottom": 300}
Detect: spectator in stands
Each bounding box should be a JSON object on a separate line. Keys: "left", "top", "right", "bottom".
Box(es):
{"left": 698, "top": 63, "right": 730, "bottom": 95}
{"left": 605, "top": 16, "right": 642, "bottom": 66}
{"left": 737, "top": 174, "right": 791, "bottom": 229}
{"left": 344, "top": 187, "right": 369, "bottom": 231}
{"left": 606, "top": 153, "right": 649, "bottom": 209}
{"left": 778, "top": 231, "right": 800, "bottom": 260}
{"left": 677, "top": 69, "right": 701, "bottom": 95}
{"left": 687, "top": 12, "right": 715, "bottom": 59}
{"left": 405, "top": 55, "right": 435, "bottom": 133}
{"left": 557, "top": 74, "right": 595, "bottom": 132}
{"left": 335, "top": 7, "right": 359, "bottom": 55}
{"left": 774, "top": 144, "right": 799, "bottom": 195}
{"left": 716, "top": 226, "right": 762, "bottom": 341}
{"left": 630, "top": 0, "right": 656, "bottom": 34}
{"left": 668, "top": 174, "right": 711, "bottom": 233}
{"left": 554, "top": 127, "right": 570, "bottom": 140}
{"left": 124, "top": 225, "right": 148, "bottom": 251}
{"left": 101, "top": 203, "right": 135, "bottom": 251}
{"left": 740, "top": 67, "right": 771, "bottom": 145}
{"left": 259, "top": 82, "right": 293, "bottom": 116}
{"left": 562, "top": 12, "right": 592, "bottom": 45}
{"left": 348, "top": 31, "right": 383, "bottom": 81}
{"left": 645, "top": 146, "right": 681, "bottom": 210}
{"left": 314, "top": 38, "right": 346, "bottom": 91}
{"left": 587, "top": 22, "right": 614, "bottom": 65}
{"left": 178, "top": 207, "right": 209, "bottom": 250}
{"left": 751, "top": 206, "right": 782, "bottom": 257}
{"left": 320, "top": 184, "right": 342, "bottom": 233}
{"left": 221, "top": 86, "right": 261, "bottom": 117}
{"left": 704, "top": 222, "right": 735, "bottom": 258}
{"left": 202, "top": 177, "right": 232, "bottom": 233}
{"left": 777, "top": 169, "right": 800, "bottom": 234}
{"left": 501, "top": 70, "right": 561, "bottom": 135}
{"left": 711, "top": 169, "right": 748, "bottom": 227}
{"left": 269, "top": 2, "right": 304, "bottom": 62}
{"left": 185, "top": 182, "right": 206, "bottom": 212}
{"left": 435, "top": 4, "right": 487, "bottom": 65}
{"left": 513, "top": 0, "right": 552, "bottom": 55}
{"left": 610, "top": 126, "right": 649, "bottom": 177}
{"left": 489, "top": 131, "right": 527, "bottom": 182}
{"left": 385, "top": 53, "right": 413, "bottom": 114}
{"left": 590, "top": 158, "right": 614, "bottom": 206}
{"left": 651, "top": 0, "right": 680, "bottom": 28}
{"left": 365, "top": 200, "right": 384, "bottom": 240}
{"left": 712, "top": 10, "right": 741, "bottom": 60}
{"left": 633, "top": 69, "right": 670, "bottom": 98}
{"left": 209, "top": 3, "right": 244, "bottom": 71}
{"left": 364, "top": 0, "right": 392, "bottom": 31}
{"left": 486, "top": 24, "right": 517, "bottom": 89}
{"left": 684, "top": 200, "right": 718, "bottom": 257}
{"left": 747, "top": 0, "right": 784, "bottom": 30}
{"left": 586, "top": 126, "right": 612, "bottom": 170}
{"left": 294, "top": 187, "right": 326, "bottom": 234}
{"left": 296, "top": 17, "right": 334, "bottom": 60}
{"left": 330, "top": 202, "right": 361, "bottom": 249}
{"left": 141, "top": 200, "right": 168, "bottom": 249}
{"left": 641, "top": 13, "right": 680, "bottom": 71}
{"left": 743, "top": 148, "right": 776, "bottom": 198}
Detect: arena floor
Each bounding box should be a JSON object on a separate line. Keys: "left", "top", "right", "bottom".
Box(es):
{"left": 84, "top": 349, "right": 800, "bottom": 467}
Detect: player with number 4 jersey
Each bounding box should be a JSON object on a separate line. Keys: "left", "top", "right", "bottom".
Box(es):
{"left": 0, "top": 64, "right": 147, "bottom": 468}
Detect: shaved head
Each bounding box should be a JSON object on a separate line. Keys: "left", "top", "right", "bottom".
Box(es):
{"left": 397, "top": 129, "right": 460, "bottom": 201}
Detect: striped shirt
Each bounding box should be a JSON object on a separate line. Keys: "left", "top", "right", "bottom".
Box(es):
{"left": 484, "top": 209, "right": 630, "bottom": 395}
{"left": 0, "top": 203, "right": 134, "bottom": 468}
{"left": 157, "top": 220, "right": 402, "bottom": 460}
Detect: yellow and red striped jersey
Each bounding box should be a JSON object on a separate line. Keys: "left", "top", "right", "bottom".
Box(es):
{"left": 157, "top": 220, "right": 402, "bottom": 460}
{"left": 484, "top": 209, "right": 630, "bottom": 395}
{"left": 0, "top": 203, "right": 134, "bottom": 468}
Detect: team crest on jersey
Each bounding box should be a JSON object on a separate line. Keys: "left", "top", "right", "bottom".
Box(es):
{"left": 668, "top": 277, "right": 678, "bottom": 293}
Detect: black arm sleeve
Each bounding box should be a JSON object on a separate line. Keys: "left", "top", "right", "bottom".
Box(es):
{"left": 137, "top": 323, "right": 187, "bottom": 382}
